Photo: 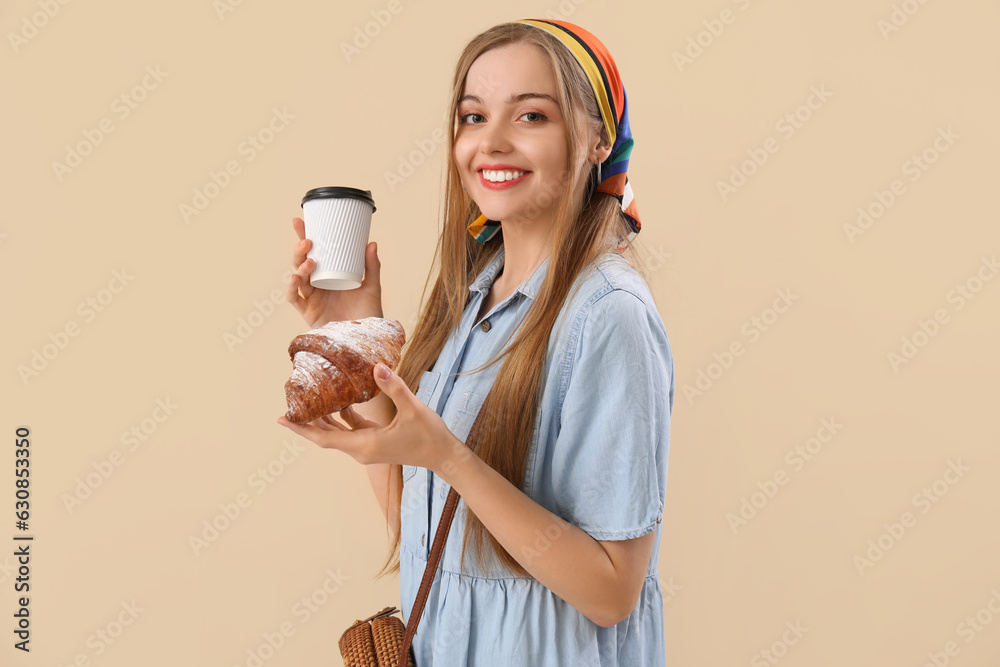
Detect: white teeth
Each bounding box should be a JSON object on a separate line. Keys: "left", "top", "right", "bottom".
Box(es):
{"left": 482, "top": 169, "right": 525, "bottom": 183}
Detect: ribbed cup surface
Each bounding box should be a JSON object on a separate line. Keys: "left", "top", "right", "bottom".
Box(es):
{"left": 303, "top": 197, "right": 374, "bottom": 288}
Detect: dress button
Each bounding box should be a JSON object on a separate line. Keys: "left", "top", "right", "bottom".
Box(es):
{"left": 421, "top": 533, "right": 425, "bottom": 546}
{"left": 480, "top": 319, "right": 491, "bottom": 332}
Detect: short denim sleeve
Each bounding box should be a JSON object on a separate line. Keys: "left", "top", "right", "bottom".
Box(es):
{"left": 551, "top": 288, "right": 672, "bottom": 541}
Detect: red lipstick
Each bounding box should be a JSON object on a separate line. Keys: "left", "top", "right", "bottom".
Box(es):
{"left": 477, "top": 164, "right": 531, "bottom": 190}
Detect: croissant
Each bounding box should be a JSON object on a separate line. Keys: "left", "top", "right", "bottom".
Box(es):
{"left": 284, "top": 317, "right": 406, "bottom": 424}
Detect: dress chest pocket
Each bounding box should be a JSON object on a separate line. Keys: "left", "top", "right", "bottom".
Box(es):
{"left": 445, "top": 387, "right": 490, "bottom": 447}
{"left": 431, "top": 389, "right": 489, "bottom": 501}
{"left": 403, "top": 370, "right": 442, "bottom": 483}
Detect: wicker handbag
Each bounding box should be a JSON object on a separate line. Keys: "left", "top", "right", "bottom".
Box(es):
{"left": 339, "top": 484, "right": 462, "bottom": 666}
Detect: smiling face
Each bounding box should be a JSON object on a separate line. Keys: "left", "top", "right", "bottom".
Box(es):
{"left": 454, "top": 42, "right": 596, "bottom": 231}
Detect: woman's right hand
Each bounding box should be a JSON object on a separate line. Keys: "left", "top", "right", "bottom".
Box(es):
{"left": 285, "top": 217, "right": 384, "bottom": 328}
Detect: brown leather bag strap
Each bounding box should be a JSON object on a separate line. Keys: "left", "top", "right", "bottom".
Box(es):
{"left": 395, "top": 485, "right": 461, "bottom": 666}
{"left": 394, "top": 398, "right": 487, "bottom": 666}
{"left": 396, "top": 487, "right": 458, "bottom": 667}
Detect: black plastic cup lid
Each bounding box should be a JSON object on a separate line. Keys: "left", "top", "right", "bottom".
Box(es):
{"left": 301, "top": 187, "right": 376, "bottom": 212}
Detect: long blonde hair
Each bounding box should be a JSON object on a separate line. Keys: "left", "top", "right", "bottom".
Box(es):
{"left": 376, "top": 22, "right": 652, "bottom": 579}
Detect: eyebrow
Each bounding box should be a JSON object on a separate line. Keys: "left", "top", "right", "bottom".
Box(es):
{"left": 458, "top": 92, "right": 559, "bottom": 105}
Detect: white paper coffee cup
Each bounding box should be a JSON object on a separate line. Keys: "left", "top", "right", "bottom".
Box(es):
{"left": 300, "top": 187, "right": 377, "bottom": 290}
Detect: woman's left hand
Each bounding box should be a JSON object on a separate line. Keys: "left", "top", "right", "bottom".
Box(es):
{"left": 276, "top": 363, "right": 468, "bottom": 475}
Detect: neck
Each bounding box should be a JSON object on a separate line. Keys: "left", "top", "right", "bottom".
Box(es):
{"left": 495, "top": 216, "right": 554, "bottom": 287}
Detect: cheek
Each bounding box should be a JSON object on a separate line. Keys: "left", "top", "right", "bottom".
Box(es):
{"left": 453, "top": 132, "right": 474, "bottom": 164}
{"left": 536, "top": 132, "right": 569, "bottom": 171}
{"left": 452, "top": 141, "right": 476, "bottom": 187}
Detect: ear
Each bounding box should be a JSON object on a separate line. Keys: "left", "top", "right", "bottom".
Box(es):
{"left": 590, "top": 138, "right": 612, "bottom": 166}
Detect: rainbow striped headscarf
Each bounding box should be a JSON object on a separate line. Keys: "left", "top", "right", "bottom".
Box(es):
{"left": 466, "top": 19, "right": 641, "bottom": 251}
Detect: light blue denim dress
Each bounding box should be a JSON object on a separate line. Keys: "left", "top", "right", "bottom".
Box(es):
{"left": 399, "top": 245, "right": 674, "bottom": 666}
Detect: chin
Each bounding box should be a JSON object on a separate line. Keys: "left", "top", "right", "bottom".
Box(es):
{"left": 471, "top": 201, "right": 508, "bottom": 221}
{"left": 476, "top": 208, "right": 506, "bottom": 221}
{"left": 474, "top": 198, "right": 530, "bottom": 223}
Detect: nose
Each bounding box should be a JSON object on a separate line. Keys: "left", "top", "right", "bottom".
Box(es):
{"left": 478, "top": 119, "right": 512, "bottom": 155}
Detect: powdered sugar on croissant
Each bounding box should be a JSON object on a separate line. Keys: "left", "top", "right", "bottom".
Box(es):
{"left": 284, "top": 317, "right": 406, "bottom": 424}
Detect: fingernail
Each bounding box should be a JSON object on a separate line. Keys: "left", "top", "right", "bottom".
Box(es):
{"left": 376, "top": 363, "right": 391, "bottom": 380}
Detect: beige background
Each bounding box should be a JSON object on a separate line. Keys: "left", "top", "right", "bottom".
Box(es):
{"left": 2, "top": 0, "right": 999, "bottom": 665}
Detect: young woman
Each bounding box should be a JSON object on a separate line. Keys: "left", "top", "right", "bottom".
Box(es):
{"left": 279, "top": 19, "right": 674, "bottom": 666}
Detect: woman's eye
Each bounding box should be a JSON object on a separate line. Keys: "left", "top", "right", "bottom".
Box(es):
{"left": 520, "top": 112, "right": 547, "bottom": 123}
{"left": 460, "top": 113, "right": 485, "bottom": 124}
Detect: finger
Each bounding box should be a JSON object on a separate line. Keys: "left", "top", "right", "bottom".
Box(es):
{"left": 294, "top": 255, "right": 316, "bottom": 300}
{"left": 290, "top": 220, "right": 315, "bottom": 293}
{"left": 285, "top": 272, "right": 305, "bottom": 312}
{"left": 362, "top": 241, "right": 381, "bottom": 292}
{"left": 372, "top": 363, "right": 410, "bottom": 411}
{"left": 318, "top": 418, "right": 347, "bottom": 432}
{"left": 320, "top": 414, "right": 349, "bottom": 431}
{"left": 292, "top": 235, "right": 314, "bottom": 271}
{"left": 278, "top": 416, "right": 372, "bottom": 462}
{"left": 339, "top": 404, "right": 357, "bottom": 426}
{"left": 284, "top": 268, "right": 316, "bottom": 313}
{"left": 277, "top": 416, "right": 346, "bottom": 447}
{"left": 339, "top": 404, "right": 371, "bottom": 429}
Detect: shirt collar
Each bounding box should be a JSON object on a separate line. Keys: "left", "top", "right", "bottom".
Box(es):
{"left": 468, "top": 245, "right": 550, "bottom": 301}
